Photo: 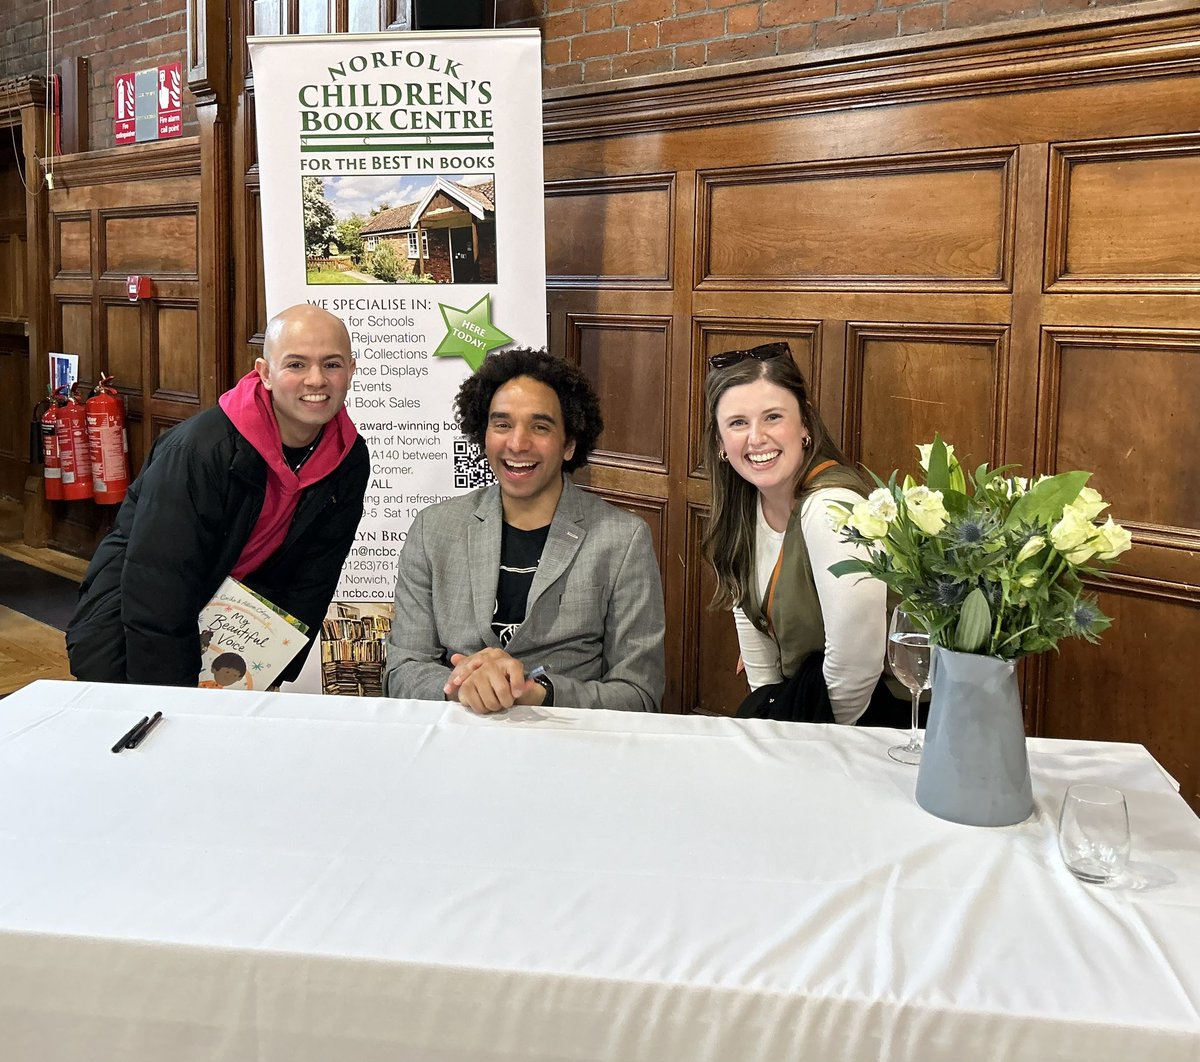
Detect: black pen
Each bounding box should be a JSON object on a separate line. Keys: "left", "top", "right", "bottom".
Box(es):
{"left": 126, "top": 711, "right": 163, "bottom": 749}
{"left": 112, "top": 716, "right": 148, "bottom": 754}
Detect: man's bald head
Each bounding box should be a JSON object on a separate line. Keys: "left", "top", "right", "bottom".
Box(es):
{"left": 262, "top": 304, "right": 352, "bottom": 364}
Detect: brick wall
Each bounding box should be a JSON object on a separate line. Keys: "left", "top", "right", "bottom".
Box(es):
{"left": 0, "top": 0, "right": 45, "bottom": 82}
{"left": 0, "top": 0, "right": 192, "bottom": 151}
{"left": 497, "top": 0, "right": 1167, "bottom": 88}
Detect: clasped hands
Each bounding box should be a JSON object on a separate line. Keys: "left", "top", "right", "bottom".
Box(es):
{"left": 443, "top": 647, "right": 546, "bottom": 714}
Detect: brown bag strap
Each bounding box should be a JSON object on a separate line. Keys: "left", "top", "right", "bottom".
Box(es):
{"left": 763, "top": 459, "right": 841, "bottom": 631}
{"left": 804, "top": 458, "right": 838, "bottom": 485}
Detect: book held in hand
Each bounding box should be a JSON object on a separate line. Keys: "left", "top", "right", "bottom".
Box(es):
{"left": 198, "top": 577, "right": 309, "bottom": 690}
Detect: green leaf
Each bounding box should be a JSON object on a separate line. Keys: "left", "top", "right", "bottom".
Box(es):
{"left": 926, "top": 435, "right": 950, "bottom": 491}
{"left": 829, "top": 559, "right": 870, "bottom": 579}
{"left": 941, "top": 488, "right": 970, "bottom": 516}
{"left": 1003, "top": 471, "right": 1089, "bottom": 529}
{"left": 953, "top": 587, "right": 991, "bottom": 652}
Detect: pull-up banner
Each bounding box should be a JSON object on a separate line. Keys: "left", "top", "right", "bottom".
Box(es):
{"left": 248, "top": 31, "right": 546, "bottom": 694}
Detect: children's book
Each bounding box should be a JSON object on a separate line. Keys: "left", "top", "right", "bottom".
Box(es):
{"left": 197, "top": 578, "right": 310, "bottom": 691}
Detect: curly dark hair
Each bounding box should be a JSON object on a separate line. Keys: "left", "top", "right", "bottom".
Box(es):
{"left": 454, "top": 348, "right": 603, "bottom": 473}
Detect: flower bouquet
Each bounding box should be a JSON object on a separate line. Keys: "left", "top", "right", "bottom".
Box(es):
{"left": 828, "top": 437, "right": 1131, "bottom": 660}
{"left": 828, "top": 437, "right": 1132, "bottom": 826}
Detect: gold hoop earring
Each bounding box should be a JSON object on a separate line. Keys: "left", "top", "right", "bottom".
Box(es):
{"left": 802, "top": 436, "right": 812, "bottom": 449}
{"left": 718, "top": 449, "right": 727, "bottom": 462}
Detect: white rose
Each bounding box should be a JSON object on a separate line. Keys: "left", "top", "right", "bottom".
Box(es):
{"left": 1093, "top": 517, "right": 1132, "bottom": 561}
{"left": 847, "top": 499, "right": 889, "bottom": 540}
{"left": 902, "top": 484, "right": 947, "bottom": 536}
{"left": 1050, "top": 507, "right": 1098, "bottom": 565}
{"left": 1066, "top": 486, "right": 1108, "bottom": 521}
{"left": 866, "top": 487, "right": 898, "bottom": 523}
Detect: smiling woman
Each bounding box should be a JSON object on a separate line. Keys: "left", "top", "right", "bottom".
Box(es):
{"left": 702, "top": 344, "right": 894, "bottom": 726}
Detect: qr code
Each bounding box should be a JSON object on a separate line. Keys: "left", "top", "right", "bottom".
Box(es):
{"left": 453, "top": 437, "right": 496, "bottom": 490}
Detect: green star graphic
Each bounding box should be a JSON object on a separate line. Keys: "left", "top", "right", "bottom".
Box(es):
{"left": 432, "top": 294, "right": 513, "bottom": 372}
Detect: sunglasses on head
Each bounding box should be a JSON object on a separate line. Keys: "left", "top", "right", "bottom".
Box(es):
{"left": 707, "top": 341, "right": 791, "bottom": 370}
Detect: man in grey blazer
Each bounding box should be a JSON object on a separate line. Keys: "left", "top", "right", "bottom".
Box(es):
{"left": 383, "top": 348, "right": 666, "bottom": 713}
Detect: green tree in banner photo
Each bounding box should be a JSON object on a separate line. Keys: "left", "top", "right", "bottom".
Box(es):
{"left": 302, "top": 176, "right": 336, "bottom": 258}
{"left": 335, "top": 215, "right": 365, "bottom": 264}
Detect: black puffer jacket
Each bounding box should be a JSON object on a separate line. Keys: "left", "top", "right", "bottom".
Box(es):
{"left": 66, "top": 405, "right": 370, "bottom": 686}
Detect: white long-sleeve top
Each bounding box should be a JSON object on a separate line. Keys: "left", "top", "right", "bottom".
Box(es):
{"left": 733, "top": 487, "right": 886, "bottom": 725}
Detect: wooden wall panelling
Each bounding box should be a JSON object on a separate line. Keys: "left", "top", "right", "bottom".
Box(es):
{"left": 101, "top": 298, "right": 143, "bottom": 395}
{"left": 1004, "top": 141, "right": 1052, "bottom": 482}
{"left": 55, "top": 298, "right": 95, "bottom": 384}
{"left": 53, "top": 212, "right": 92, "bottom": 278}
{"left": 845, "top": 323, "right": 1010, "bottom": 481}
{"left": 1047, "top": 134, "right": 1200, "bottom": 293}
{"left": 46, "top": 138, "right": 208, "bottom": 554}
{"left": 663, "top": 167, "right": 700, "bottom": 714}
{"left": 0, "top": 333, "right": 30, "bottom": 498}
{"left": 101, "top": 209, "right": 200, "bottom": 279}
{"left": 1033, "top": 326, "right": 1200, "bottom": 806}
{"left": 1038, "top": 327, "right": 1200, "bottom": 543}
{"left": 228, "top": 0, "right": 268, "bottom": 379}
{"left": 582, "top": 485, "right": 667, "bottom": 569}
{"left": 0, "top": 233, "right": 28, "bottom": 320}
{"left": 187, "top": 0, "right": 233, "bottom": 403}
{"left": 0, "top": 80, "right": 49, "bottom": 529}
{"left": 567, "top": 313, "right": 672, "bottom": 473}
{"left": 696, "top": 149, "right": 1017, "bottom": 292}
{"left": 545, "top": 175, "right": 674, "bottom": 288}
{"left": 155, "top": 302, "right": 202, "bottom": 402}
{"left": 684, "top": 503, "right": 750, "bottom": 716}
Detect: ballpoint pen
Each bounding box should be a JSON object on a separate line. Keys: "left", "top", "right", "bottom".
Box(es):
{"left": 111, "top": 716, "right": 148, "bottom": 754}
{"left": 126, "top": 711, "right": 163, "bottom": 749}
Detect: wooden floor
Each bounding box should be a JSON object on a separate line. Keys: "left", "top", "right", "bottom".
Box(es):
{"left": 0, "top": 504, "right": 86, "bottom": 695}
{"left": 0, "top": 604, "right": 72, "bottom": 695}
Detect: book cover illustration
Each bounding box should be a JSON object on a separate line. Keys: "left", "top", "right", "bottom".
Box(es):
{"left": 198, "top": 578, "right": 310, "bottom": 691}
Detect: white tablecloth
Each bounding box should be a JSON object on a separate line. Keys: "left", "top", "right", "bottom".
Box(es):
{"left": 1, "top": 680, "right": 1198, "bottom": 1062}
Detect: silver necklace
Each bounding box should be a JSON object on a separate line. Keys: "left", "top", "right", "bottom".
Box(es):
{"left": 286, "top": 431, "right": 322, "bottom": 474}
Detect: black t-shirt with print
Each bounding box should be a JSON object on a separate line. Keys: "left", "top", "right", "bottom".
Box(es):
{"left": 492, "top": 522, "right": 550, "bottom": 648}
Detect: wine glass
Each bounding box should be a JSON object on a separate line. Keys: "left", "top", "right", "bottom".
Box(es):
{"left": 887, "top": 608, "right": 930, "bottom": 765}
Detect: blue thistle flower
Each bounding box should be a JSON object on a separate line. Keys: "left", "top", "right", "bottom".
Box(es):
{"left": 950, "top": 518, "right": 986, "bottom": 547}
{"left": 983, "top": 579, "right": 1004, "bottom": 611}
{"left": 1070, "top": 600, "right": 1102, "bottom": 633}
{"left": 933, "top": 577, "right": 967, "bottom": 607}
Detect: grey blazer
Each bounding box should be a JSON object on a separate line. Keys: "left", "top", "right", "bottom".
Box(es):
{"left": 383, "top": 476, "right": 666, "bottom": 711}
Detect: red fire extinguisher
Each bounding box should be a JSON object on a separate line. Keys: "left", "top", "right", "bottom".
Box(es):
{"left": 86, "top": 373, "right": 130, "bottom": 505}
{"left": 39, "top": 387, "right": 64, "bottom": 502}
{"left": 56, "top": 384, "right": 94, "bottom": 502}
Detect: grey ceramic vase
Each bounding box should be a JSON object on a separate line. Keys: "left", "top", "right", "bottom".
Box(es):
{"left": 914, "top": 646, "right": 1034, "bottom": 827}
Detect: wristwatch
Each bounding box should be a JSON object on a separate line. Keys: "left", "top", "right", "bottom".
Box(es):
{"left": 531, "top": 671, "right": 554, "bottom": 707}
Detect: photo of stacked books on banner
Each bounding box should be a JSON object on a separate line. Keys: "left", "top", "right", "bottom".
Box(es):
{"left": 321, "top": 603, "right": 393, "bottom": 697}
